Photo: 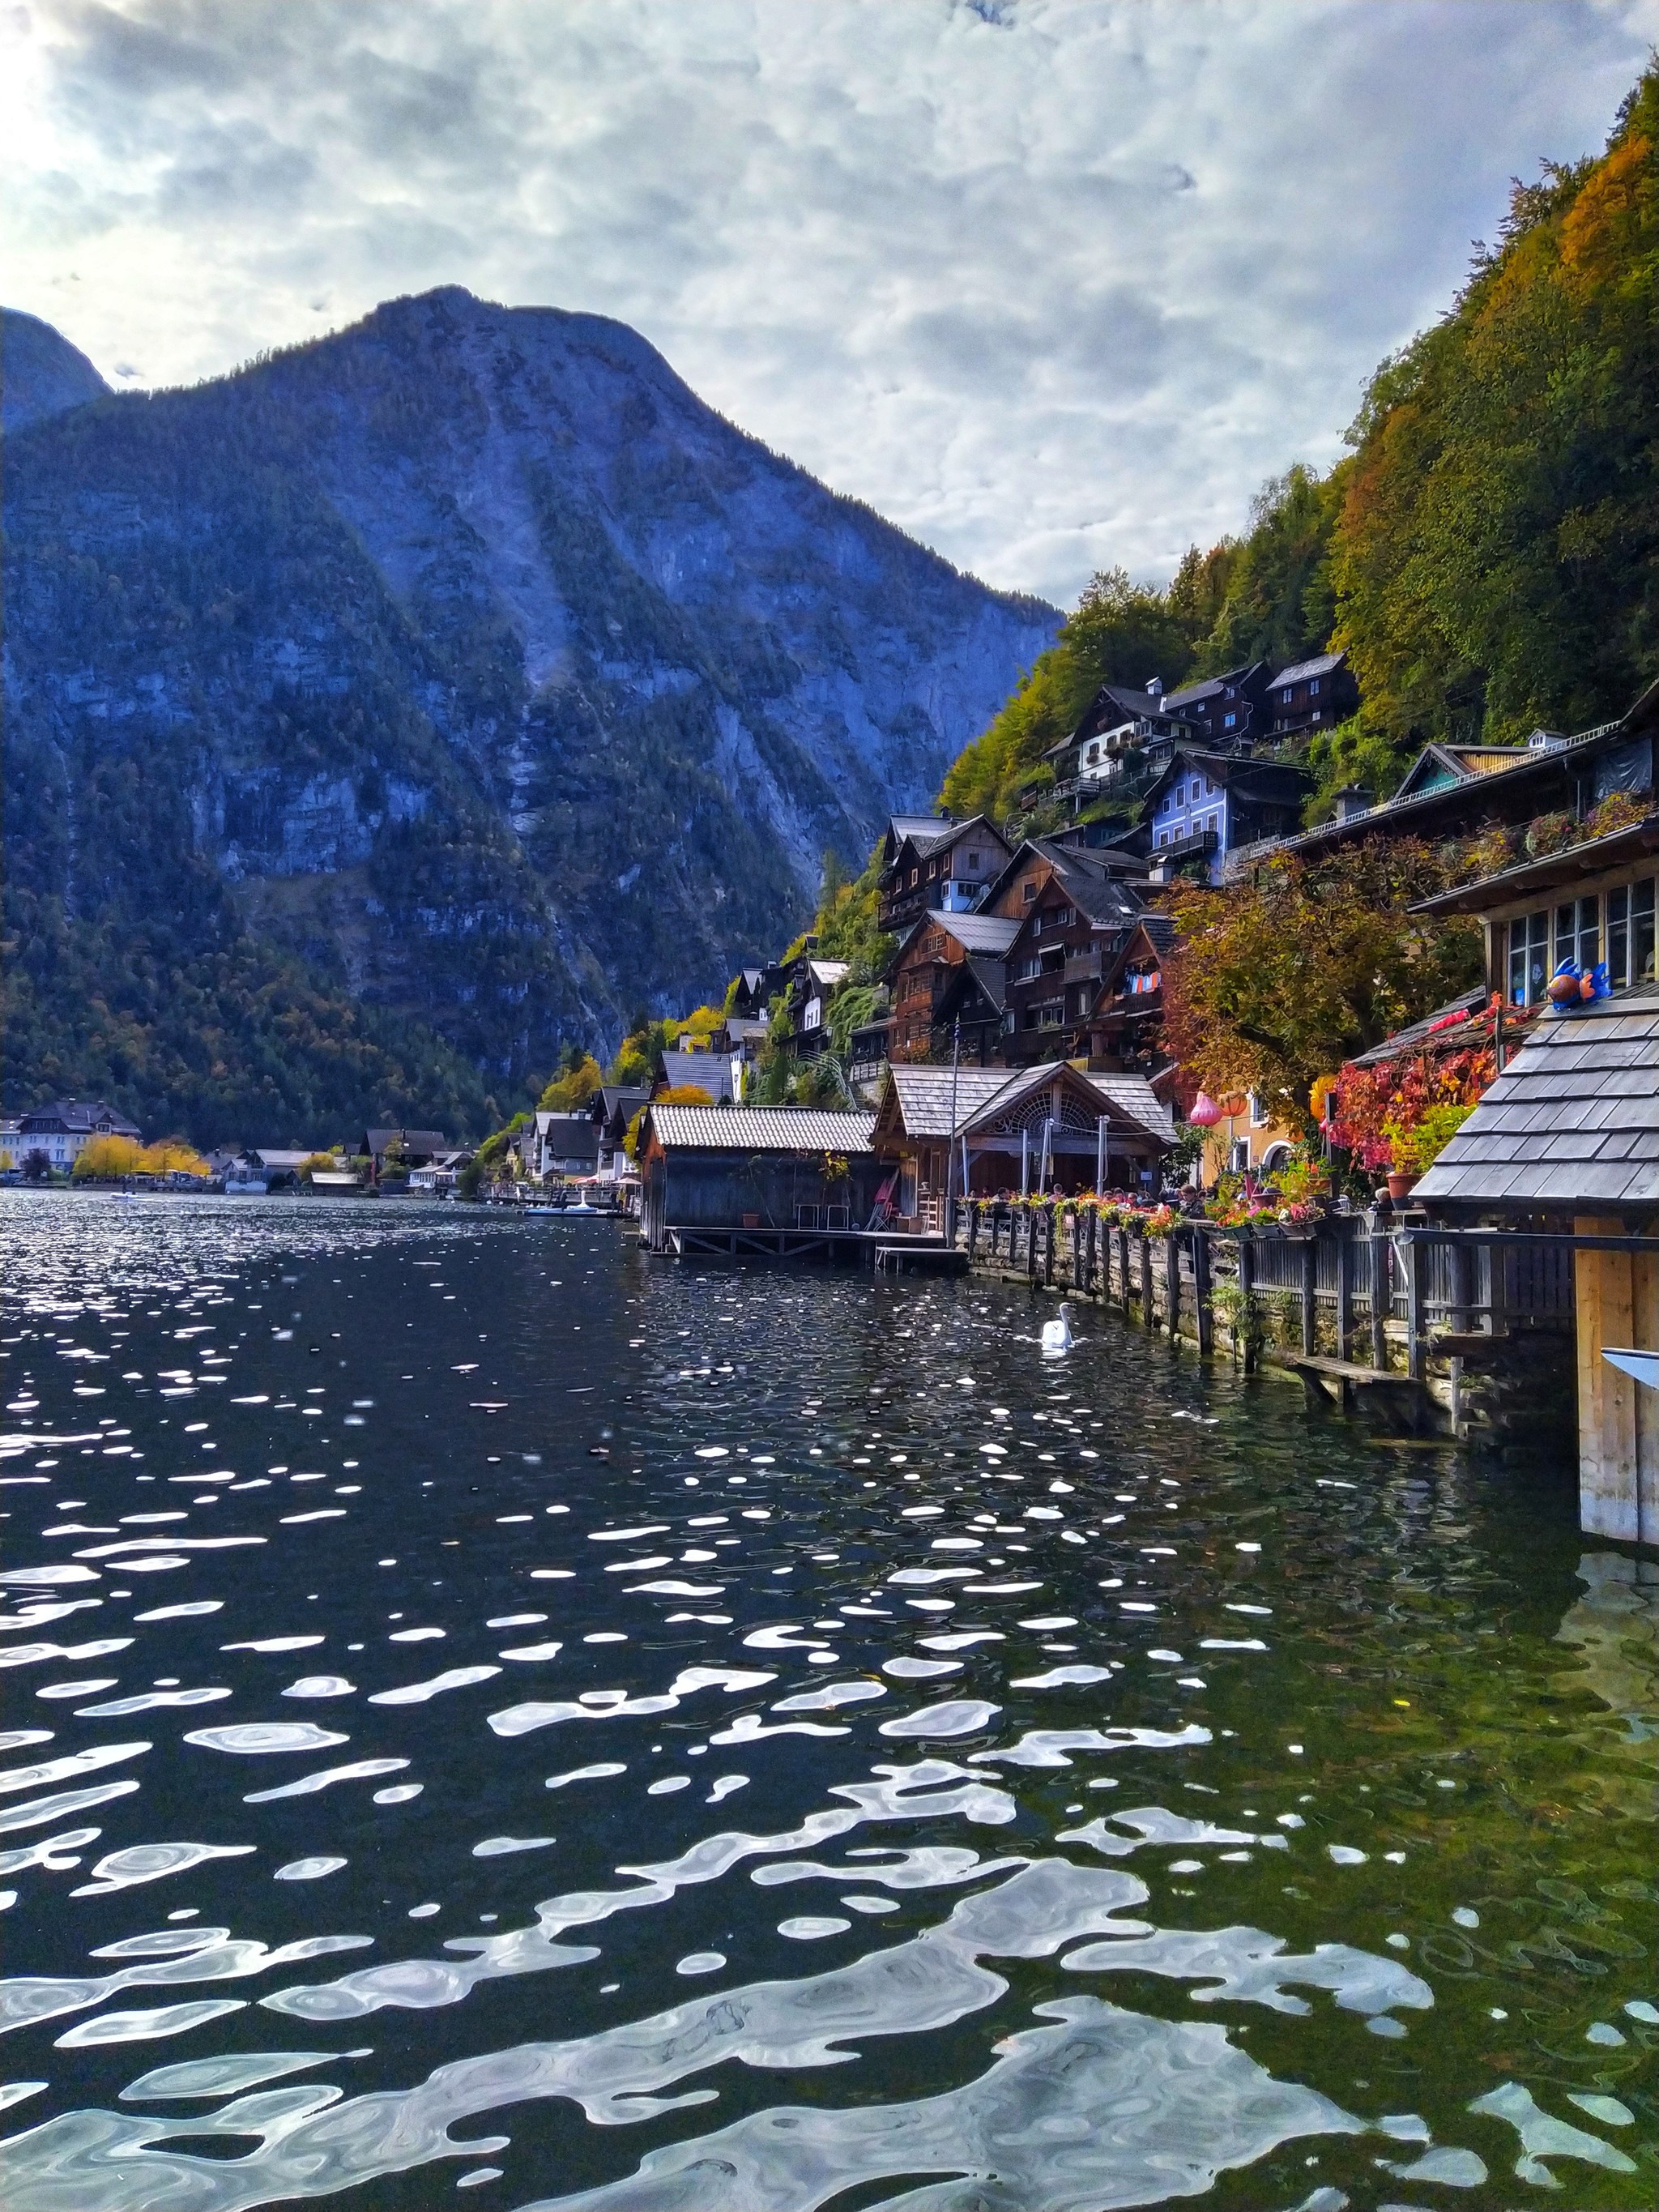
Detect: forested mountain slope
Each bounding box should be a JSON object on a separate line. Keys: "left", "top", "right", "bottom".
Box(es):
{"left": 944, "top": 65, "right": 1657, "bottom": 826}
{"left": 2, "top": 288, "right": 1055, "bottom": 1138}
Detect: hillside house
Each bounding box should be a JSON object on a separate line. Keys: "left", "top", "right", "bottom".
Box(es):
{"left": 1142, "top": 749, "right": 1315, "bottom": 885}
{"left": 1161, "top": 663, "right": 1273, "bottom": 751}
{"left": 877, "top": 814, "right": 1011, "bottom": 933}
{"left": 1266, "top": 651, "right": 1359, "bottom": 737}
{"left": 885, "top": 911, "right": 1021, "bottom": 1062}
{"left": 980, "top": 843, "right": 1146, "bottom": 1065}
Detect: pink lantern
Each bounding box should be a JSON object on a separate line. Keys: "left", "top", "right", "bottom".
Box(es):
{"left": 1188, "top": 1091, "right": 1223, "bottom": 1129}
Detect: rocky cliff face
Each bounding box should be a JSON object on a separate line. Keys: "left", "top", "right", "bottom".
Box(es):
{"left": 3, "top": 289, "right": 1053, "bottom": 1125}
{"left": 1, "top": 309, "right": 111, "bottom": 433}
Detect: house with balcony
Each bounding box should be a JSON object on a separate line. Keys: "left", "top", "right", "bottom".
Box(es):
{"left": 1039, "top": 679, "right": 1199, "bottom": 805}
{"left": 1082, "top": 916, "right": 1177, "bottom": 1074}
{"left": 1161, "top": 663, "right": 1273, "bottom": 752}
{"left": 876, "top": 814, "right": 1011, "bottom": 933}
{"left": 885, "top": 911, "right": 1021, "bottom": 1063}
{"left": 1141, "top": 749, "right": 1315, "bottom": 884}
{"left": 1265, "top": 650, "right": 1360, "bottom": 737}
{"left": 992, "top": 853, "right": 1148, "bottom": 1069}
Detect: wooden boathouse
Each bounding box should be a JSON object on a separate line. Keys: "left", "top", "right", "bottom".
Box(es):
{"left": 636, "top": 1104, "right": 886, "bottom": 1258}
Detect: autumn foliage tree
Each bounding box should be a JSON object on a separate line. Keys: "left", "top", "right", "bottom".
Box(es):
{"left": 1159, "top": 839, "right": 1482, "bottom": 1136}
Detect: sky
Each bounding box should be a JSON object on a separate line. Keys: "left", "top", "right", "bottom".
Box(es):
{"left": 4, "top": 1, "right": 1656, "bottom": 608}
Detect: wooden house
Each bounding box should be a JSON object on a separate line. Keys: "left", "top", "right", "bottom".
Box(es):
{"left": 1415, "top": 984, "right": 1659, "bottom": 1546}
{"left": 885, "top": 911, "right": 1021, "bottom": 1061}
{"left": 986, "top": 844, "right": 1147, "bottom": 1067}
{"left": 873, "top": 1059, "right": 1174, "bottom": 1227}
{"left": 595, "top": 1087, "right": 650, "bottom": 1178}
{"left": 1265, "top": 651, "right": 1359, "bottom": 739}
{"left": 877, "top": 814, "right": 1011, "bottom": 933}
{"left": 636, "top": 1104, "right": 881, "bottom": 1250}
{"left": 1160, "top": 663, "right": 1273, "bottom": 752}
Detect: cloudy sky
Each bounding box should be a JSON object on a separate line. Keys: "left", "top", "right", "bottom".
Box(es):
{"left": 4, "top": 0, "right": 1655, "bottom": 605}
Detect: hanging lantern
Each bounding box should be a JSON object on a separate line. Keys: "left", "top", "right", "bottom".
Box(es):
{"left": 1188, "top": 1091, "right": 1223, "bottom": 1128}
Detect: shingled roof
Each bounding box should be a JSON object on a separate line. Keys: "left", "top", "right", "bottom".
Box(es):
{"left": 644, "top": 1106, "right": 875, "bottom": 1154}
{"left": 1415, "top": 983, "right": 1659, "bottom": 1211}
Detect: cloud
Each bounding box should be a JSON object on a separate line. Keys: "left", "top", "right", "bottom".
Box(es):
{"left": 3, "top": 0, "right": 1656, "bottom": 604}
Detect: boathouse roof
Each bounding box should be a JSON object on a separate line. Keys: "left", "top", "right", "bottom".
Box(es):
{"left": 1415, "top": 981, "right": 1659, "bottom": 1211}
{"left": 877, "top": 1061, "right": 1174, "bottom": 1147}
{"left": 643, "top": 1105, "right": 876, "bottom": 1154}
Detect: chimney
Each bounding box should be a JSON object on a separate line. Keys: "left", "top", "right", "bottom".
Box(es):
{"left": 1333, "top": 784, "right": 1370, "bottom": 823}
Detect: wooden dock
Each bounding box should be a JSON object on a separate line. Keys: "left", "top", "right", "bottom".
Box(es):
{"left": 663, "top": 1225, "right": 953, "bottom": 1268}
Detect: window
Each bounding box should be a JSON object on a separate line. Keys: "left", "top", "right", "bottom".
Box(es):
{"left": 966, "top": 852, "right": 981, "bottom": 871}
{"left": 1607, "top": 885, "right": 1629, "bottom": 986}
{"left": 1248, "top": 1091, "right": 1269, "bottom": 1128}
{"left": 1222, "top": 712, "right": 1236, "bottom": 729}
{"left": 909, "top": 869, "right": 919, "bottom": 888}
{"left": 1282, "top": 687, "right": 1293, "bottom": 702}
{"left": 1051, "top": 905, "right": 1075, "bottom": 927}
{"left": 1023, "top": 881, "right": 1037, "bottom": 903}
{"left": 1555, "top": 895, "right": 1598, "bottom": 973}
{"left": 1508, "top": 909, "right": 1550, "bottom": 1005}
{"left": 1017, "top": 955, "right": 1043, "bottom": 981}
{"left": 1609, "top": 878, "right": 1657, "bottom": 989}
{"left": 1308, "top": 679, "right": 1320, "bottom": 696}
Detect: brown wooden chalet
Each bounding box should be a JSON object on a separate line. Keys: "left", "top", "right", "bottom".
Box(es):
{"left": 1265, "top": 650, "right": 1359, "bottom": 738}
{"left": 878, "top": 813, "right": 1012, "bottom": 933}
{"left": 885, "top": 910, "right": 1021, "bottom": 1062}
{"left": 1085, "top": 915, "right": 1176, "bottom": 1071}
{"left": 1160, "top": 662, "right": 1272, "bottom": 751}
{"left": 977, "top": 841, "right": 1147, "bottom": 1066}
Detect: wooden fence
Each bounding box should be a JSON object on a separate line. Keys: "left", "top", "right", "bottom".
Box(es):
{"left": 956, "top": 1202, "right": 1573, "bottom": 1376}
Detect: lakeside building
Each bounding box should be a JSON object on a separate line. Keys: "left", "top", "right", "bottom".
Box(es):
{"left": 595, "top": 1087, "right": 650, "bottom": 1179}
{"left": 886, "top": 912, "right": 1021, "bottom": 1062}
{"left": 526, "top": 1112, "right": 600, "bottom": 1180}
{"left": 637, "top": 1104, "right": 881, "bottom": 1250}
{"left": 1414, "top": 984, "right": 1659, "bottom": 1546}
{"left": 17, "top": 1100, "right": 142, "bottom": 1172}
{"left": 358, "top": 1128, "right": 447, "bottom": 1176}
{"left": 872, "top": 1059, "right": 1174, "bottom": 1228}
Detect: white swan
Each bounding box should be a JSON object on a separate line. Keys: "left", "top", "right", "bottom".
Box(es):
{"left": 1040, "top": 1302, "right": 1074, "bottom": 1355}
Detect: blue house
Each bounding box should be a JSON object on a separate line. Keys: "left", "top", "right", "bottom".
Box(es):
{"left": 1141, "top": 749, "right": 1314, "bottom": 883}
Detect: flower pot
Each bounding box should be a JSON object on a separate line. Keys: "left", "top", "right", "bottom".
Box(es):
{"left": 1386, "top": 1172, "right": 1419, "bottom": 1202}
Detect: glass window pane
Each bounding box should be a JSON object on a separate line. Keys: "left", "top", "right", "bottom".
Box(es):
{"left": 1607, "top": 885, "right": 1629, "bottom": 989}
{"left": 1508, "top": 924, "right": 1528, "bottom": 1006}
{"left": 1555, "top": 903, "right": 1576, "bottom": 966}
{"left": 1635, "top": 879, "right": 1656, "bottom": 984}
{"left": 1577, "top": 895, "right": 1600, "bottom": 972}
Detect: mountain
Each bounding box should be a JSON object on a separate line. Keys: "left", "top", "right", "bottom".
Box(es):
{"left": 1, "top": 309, "right": 111, "bottom": 433}
{"left": 2, "top": 288, "right": 1056, "bottom": 1140}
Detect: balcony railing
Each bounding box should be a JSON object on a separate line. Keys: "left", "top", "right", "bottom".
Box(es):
{"left": 1063, "top": 949, "right": 1105, "bottom": 984}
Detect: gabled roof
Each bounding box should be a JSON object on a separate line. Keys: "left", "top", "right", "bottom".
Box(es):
{"left": 245, "top": 1148, "right": 315, "bottom": 1170}
{"left": 1267, "top": 651, "right": 1345, "bottom": 689}
{"left": 804, "top": 959, "right": 850, "bottom": 990}
{"left": 1162, "top": 664, "right": 1264, "bottom": 713}
{"left": 893, "top": 910, "right": 1022, "bottom": 964}
{"left": 1392, "top": 742, "right": 1533, "bottom": 803}
{"left": 658, "top": 1049, "right": 736, "bottom": 1102}
{"left": 19, "top": 1100, "right": 142, "bottom": 1136}
{"left": 936, "top": 955, "right": 1009, "bottom": 1018}
{"left": 646, "top": 1105, "right": 875, "bottom": 1154}
{"left": 1346, "top": 989, "right": 1491, "bottom": 1068}
{"left": 876, "top": 1060, "right": 1173, "bottom": 1148}
{"left": 364, "top": 1127, "right": 446, "bottom": 1154}
{"left": 1415, "top": 983, "right": 1659, "bottom": 1211}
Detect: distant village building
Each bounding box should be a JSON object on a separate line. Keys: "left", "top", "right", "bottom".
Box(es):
{"left": 18, "top": 1100, "right": 142, "bottom": 1172}
{"left": 358, "top": 1128, "right": 446, "bottom": 1174}
{"left": 595, "top": 1087, "right": 650, "bottom": 1179}
{"left": 528, "top": 1112, "right": 601, "bottom": 1180}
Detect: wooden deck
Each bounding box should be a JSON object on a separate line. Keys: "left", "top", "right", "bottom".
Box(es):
{"left": 661, "top": 1225, "right": 953, "bottom": 1267}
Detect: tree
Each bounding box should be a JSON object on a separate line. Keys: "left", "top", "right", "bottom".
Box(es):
{"left": 539, "top": 1053, "right": 603, "bottom": 1110}
{"left": 1158, "top": 838, "right": 1482, "bottom": 1135}
{"left": 1332, "top": 66, "right": 1658, "bottom": 744}
{"left": 73, "top": 1135, "right": 146, "bottom": 1180}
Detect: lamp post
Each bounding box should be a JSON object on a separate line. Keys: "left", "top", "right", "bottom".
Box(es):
{"left": 944, "top": 1019, "right": 962, "bottom": 1244}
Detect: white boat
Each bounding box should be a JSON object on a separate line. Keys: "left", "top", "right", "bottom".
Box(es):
{"left": 223, "top": 1174, "right": 268, "bottom": 1196}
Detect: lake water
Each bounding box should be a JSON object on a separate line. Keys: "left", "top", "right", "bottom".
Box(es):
{"left": 0, "top": 1189, "right": 1653, "bottom": 2210}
